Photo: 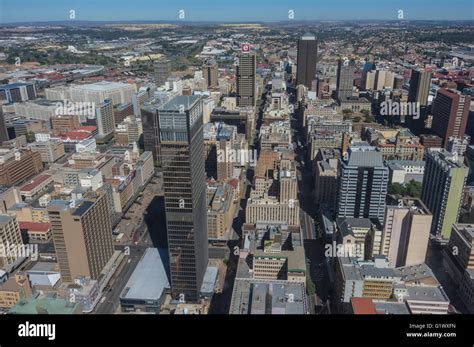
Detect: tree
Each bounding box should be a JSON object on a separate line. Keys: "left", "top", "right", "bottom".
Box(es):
{"left": 26, "top": 131, "right": 36, "bottom": 143}
{"left": 342, "top": 108, "right": 353, "bottom": 115}
{"left": 388, "top": 182, "right": 404, "bottom": 196}
{"left": 306, "top": 278, "right": 316, "bottom": 296}
{"left": 365, "top": 115, "right": 375, "bottom": 123}
{"left": 405, "top": 180, "right": 422, "bottom": 198}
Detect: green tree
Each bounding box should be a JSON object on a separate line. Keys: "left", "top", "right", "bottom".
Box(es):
{"left": 26, "top": 131, "right": 36, "bottom": 143}
{"left": 306, "top": 278, "right": 316, "bottom": 296}
{"left": 405, "top": 180, "right": 422, "bottom": 198}
{"left": 388, "top": 182, "right": 404, "bottom": 196}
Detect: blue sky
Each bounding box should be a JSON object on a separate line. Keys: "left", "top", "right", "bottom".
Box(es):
{"left": 0, "top": 0, "right": 473, "bottom": 23}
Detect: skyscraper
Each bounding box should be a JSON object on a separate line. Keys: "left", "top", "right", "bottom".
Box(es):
{"left": 158, "top": 95, "right": 208, "bottom": 302}
{"left": 236, "top": 51, "right": 256, "bottom": 107}
{"left": 154, "top": 59, "right": 171, "bottom": 87}
{"left": 0, "top": 107, "right": 8, "bottom": 143}
{"left": 0, "top": 214, "right": 23, "bottom": 269}
{"left": 296, "top": 33, "right": 317, "bottom": 89}
{"left": 421, "top": 149, "right": 468, "bottom": 239}
{"left": 408, "top": 69, "right": 431, "bottom": 107}
{"left": 405, "top": 73, "right": 428, "bottom": 135}
{"left": 203, "top": 59, "right": 218, "bottom": 89}
{"left": 96, "top": 99, "right": 115, "bottom": 137}
{"left": 381, "top": 198, "right": 432, "bottom": 267}
{"left": 431, "top": 89, "right": 471, "bottom": 147}
{"left": 336, "top": 59, "right": 356, "bottom": 101}
{"left": 47, "top": 188, "right": 115, "bottom": 282}
{"left": 337, "top": 146, "right": 389, "bottom": 225}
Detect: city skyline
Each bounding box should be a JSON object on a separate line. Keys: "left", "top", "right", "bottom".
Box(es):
{"left": 0, "top": 1, "right": 472, "bottom": 342}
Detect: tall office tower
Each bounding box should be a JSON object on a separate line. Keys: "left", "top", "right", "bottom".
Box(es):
{"left": 96, "top": 99, "right": 115, "bottom": 136}
{"left": 408, "top": 69, "right": 431, "bottom": 107}
{"left": 336, "top": 59, "right": 356, "bottom": 101}
{"left": 365, "top": 70, "right": 396, "bottom": 91}
{"left": 236, "top": 51, "right": 256, "bottom": 107}
{"left": 0, "top": 214, "right": 23, "bottom": 268}
{"left": 446, "top": 224, "right": 474, "bottom": 270}
{"left": 202, "top": 59, "right": 218, "bottom": 88}
{"left": 381, "top": 199, "right": 432, "bottom": 267}
{"left": 406, "top": 69, "right": 431, "bottom": 133}
{"left": 337, "top": 146, "right": 389, "bottom": 225}
{"left": 154, "top": 59, "right": 171, "bottom": 87}
{"left": 0, "top": 107, "right": 8, "bottom": 143}
{"left": 158, "top": 95, "right": 208, "bottom": 302}
{"left": 421, "top": 149, "right": 468, "bottom": 239}
{"left": 443, "top": 224, "right": 474, "bottom": 313}
{"left": 431, "top": 89, "right": 471, "bottom": 147}
{"left": 296, "top": 33, "right": 317, "bottom": 89}
{"left": 47, "top": 188, "right": 114, "bottom": 283}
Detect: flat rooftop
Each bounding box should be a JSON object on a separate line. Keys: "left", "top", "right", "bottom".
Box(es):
{"left": 162, "top": 95, "right": 201, "bottom": 112}
{"left": 120, "top": 248, "right": 170, "bottom": 301}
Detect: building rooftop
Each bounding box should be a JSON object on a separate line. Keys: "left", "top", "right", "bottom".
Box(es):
{"left": 71, "top": 200, "right": 94, "bottom": 217}
{"left": 0, "top": 214, "right": 14, "bottom": 224}
{"left": 351, "top": 297, "right": 377, "bottom": 314}
{"left": 162, "top": 95, "right": 201, "bottom": 112}
{"left": 374, "top": 301, "right": 410, "bottom": 314}
{"left": 73, "top": 81, "right": 133, "bottom": 91}
{"left": 394, "top": 263, "right": 437, "bottom": 283}
{"left": 18, "top": 221, "right": 51, "bottom": 232}
{"left": 20, "top": 175, "right": 52, "bottom": 193}
{"left": 200, "top": 266, "right": 218, "bottom": 295}
{"left": 347, "top": 149, "right": 385, "bottom": 168}
{"left": 405, "top": 285, "right": 450, "bottom": 303}
{"left": 229, "top": 279, "right": 308, "bottom": 314}
{"left": 9, "top": 297, "right": 79, "bottom": 314}
{"left": 120, "top": 248, "right": 170, "bottom": 302}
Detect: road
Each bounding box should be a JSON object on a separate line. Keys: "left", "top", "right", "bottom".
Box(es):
{"left": 289, "top": 88, "right": 332, "bottom": 309}
{"left": 94, "top": 231, "right": 153, "bottom": 314}
{"left": 208, "top": 83, "right": 268, "bottom": 314}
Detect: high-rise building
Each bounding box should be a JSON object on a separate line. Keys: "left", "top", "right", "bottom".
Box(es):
{"left": 154, "top": 59, "right": 171, "bottom": 87}
{"left": 421, "top": 149, "right": 468, "bottom": 239}
{"left": 431, "top": 89, "right": 471, "bottom": 147}
{"left": 314, "top": 149, "right": 339, "bottom": 212}
{"left": 202, "top": 59, "right": 218, "bottom": 88}
{"left": 158, "top": 96, "right": 208, "bottom": 302}
{"left": 236, "top": 51, "right": 256, "bottom": 107}
{"left": 47, "top": 188, "right": 114, "bottom": 283}
{"left": 0, "top": 214, "right": 23, "bottom": 269}
{"left": 408, "top": 69, "right": 431, "bottom": 107}
{"left": 336, "top": 59, "right": 356, "bottom": 101}
{"left": 337, "top": 145, "right": 389, "bottom": 225}
{"left": 296, "top": 33, "right": 317, "bottom": 89}
{"left": 443, "top": 224, "right": 474, "bottom": 313}
{"left": 365, "top": 70, "right": 395, "bottom": 91}
{"left": 0, "top": 107, "right": 8, "bottom": 143}
{"left": 96, "top": 99, "right": 115, "bottom": 137}
{"left": 382, "top": 198, "right": 432, "bottom": 267}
